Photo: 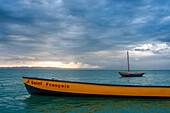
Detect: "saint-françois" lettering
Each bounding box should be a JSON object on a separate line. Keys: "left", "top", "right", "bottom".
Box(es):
{"left": 46, "top": 82, "right": 69, "bottom": 88}
{"left": 31, "top": 81, "right": 42, "bottom": 85}
{"left": 30, "top": 80, "right": 70, "bottom": 88}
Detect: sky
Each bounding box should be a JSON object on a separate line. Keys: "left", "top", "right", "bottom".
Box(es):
{"left": 0, "top": 0, "right": 170, "bottom": 70}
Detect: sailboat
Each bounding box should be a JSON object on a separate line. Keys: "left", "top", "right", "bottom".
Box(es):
{"left": 118, "top": 51, "right": 145, "bottom": 77}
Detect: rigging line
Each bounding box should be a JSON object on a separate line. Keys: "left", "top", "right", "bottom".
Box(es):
{"left": 127, "top": 51, "right": 130, "bottom": 72}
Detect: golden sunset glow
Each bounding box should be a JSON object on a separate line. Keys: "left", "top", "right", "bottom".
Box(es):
{"left": 0, "top": 61, "right": 99, "bottom": 69}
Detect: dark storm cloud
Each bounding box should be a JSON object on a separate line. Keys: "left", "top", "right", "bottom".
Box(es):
{"left": 0, "top": 0, "right": 170, "bottom": 69}
{"left": 157, "top": 37, "right": 170, "bottom": 42}
{"left": 134, "top": 49, "right": 150, "bottom": 52}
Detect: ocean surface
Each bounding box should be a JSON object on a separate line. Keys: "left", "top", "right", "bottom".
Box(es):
{"left": 0, "top": 69, "right": 170, "bottom": 113}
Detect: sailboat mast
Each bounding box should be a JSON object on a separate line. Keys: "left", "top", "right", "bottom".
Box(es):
{"left": 127, "top": 51, "right": 130, "bottom": 72}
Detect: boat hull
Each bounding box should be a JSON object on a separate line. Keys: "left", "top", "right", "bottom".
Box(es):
{"left": 119, "top": 72, "right": 145, "bottom": 77}
{"left": 23, "top": 77, "right": 170, "bottom": 98}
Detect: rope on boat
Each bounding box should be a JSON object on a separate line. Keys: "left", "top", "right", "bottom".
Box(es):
{"left": 13, "top": 86, "right": 25, "bottom": 99}
{"left": 13, "top": 80, "right": 29, "bottom": 99}
{"left": 13, "top": 87, "right": 24, "bottom": 98}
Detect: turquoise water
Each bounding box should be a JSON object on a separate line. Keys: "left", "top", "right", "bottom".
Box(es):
{"left": 0, "top": 70, "right": 170, "bottom": 113}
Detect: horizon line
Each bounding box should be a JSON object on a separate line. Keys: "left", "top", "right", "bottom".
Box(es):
{"left": 0, "top": 67, "right": 169, "bottom": 71}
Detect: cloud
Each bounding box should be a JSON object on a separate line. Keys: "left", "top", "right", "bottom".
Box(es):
{"left": 0, "top": 0, "right": 170, "bottom": 69}
{"left": 134, "top": 42, "right": 170, "bottom": 55}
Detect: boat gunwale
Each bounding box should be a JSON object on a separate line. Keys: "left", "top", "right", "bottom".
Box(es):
{"left": 118, "top": 72, "right": 146, "bottom": 74}
{"left": 23, "top": 77, "right": 170, "bottom": 88}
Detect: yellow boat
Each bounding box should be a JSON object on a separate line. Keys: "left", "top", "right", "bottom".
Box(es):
{"left": 23, "top": 77, "right": 170, "bottom": 98}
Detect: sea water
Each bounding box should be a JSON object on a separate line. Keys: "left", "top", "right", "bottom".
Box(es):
{"left": 0, "top": 69, "right": 170, "bottom": 113}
